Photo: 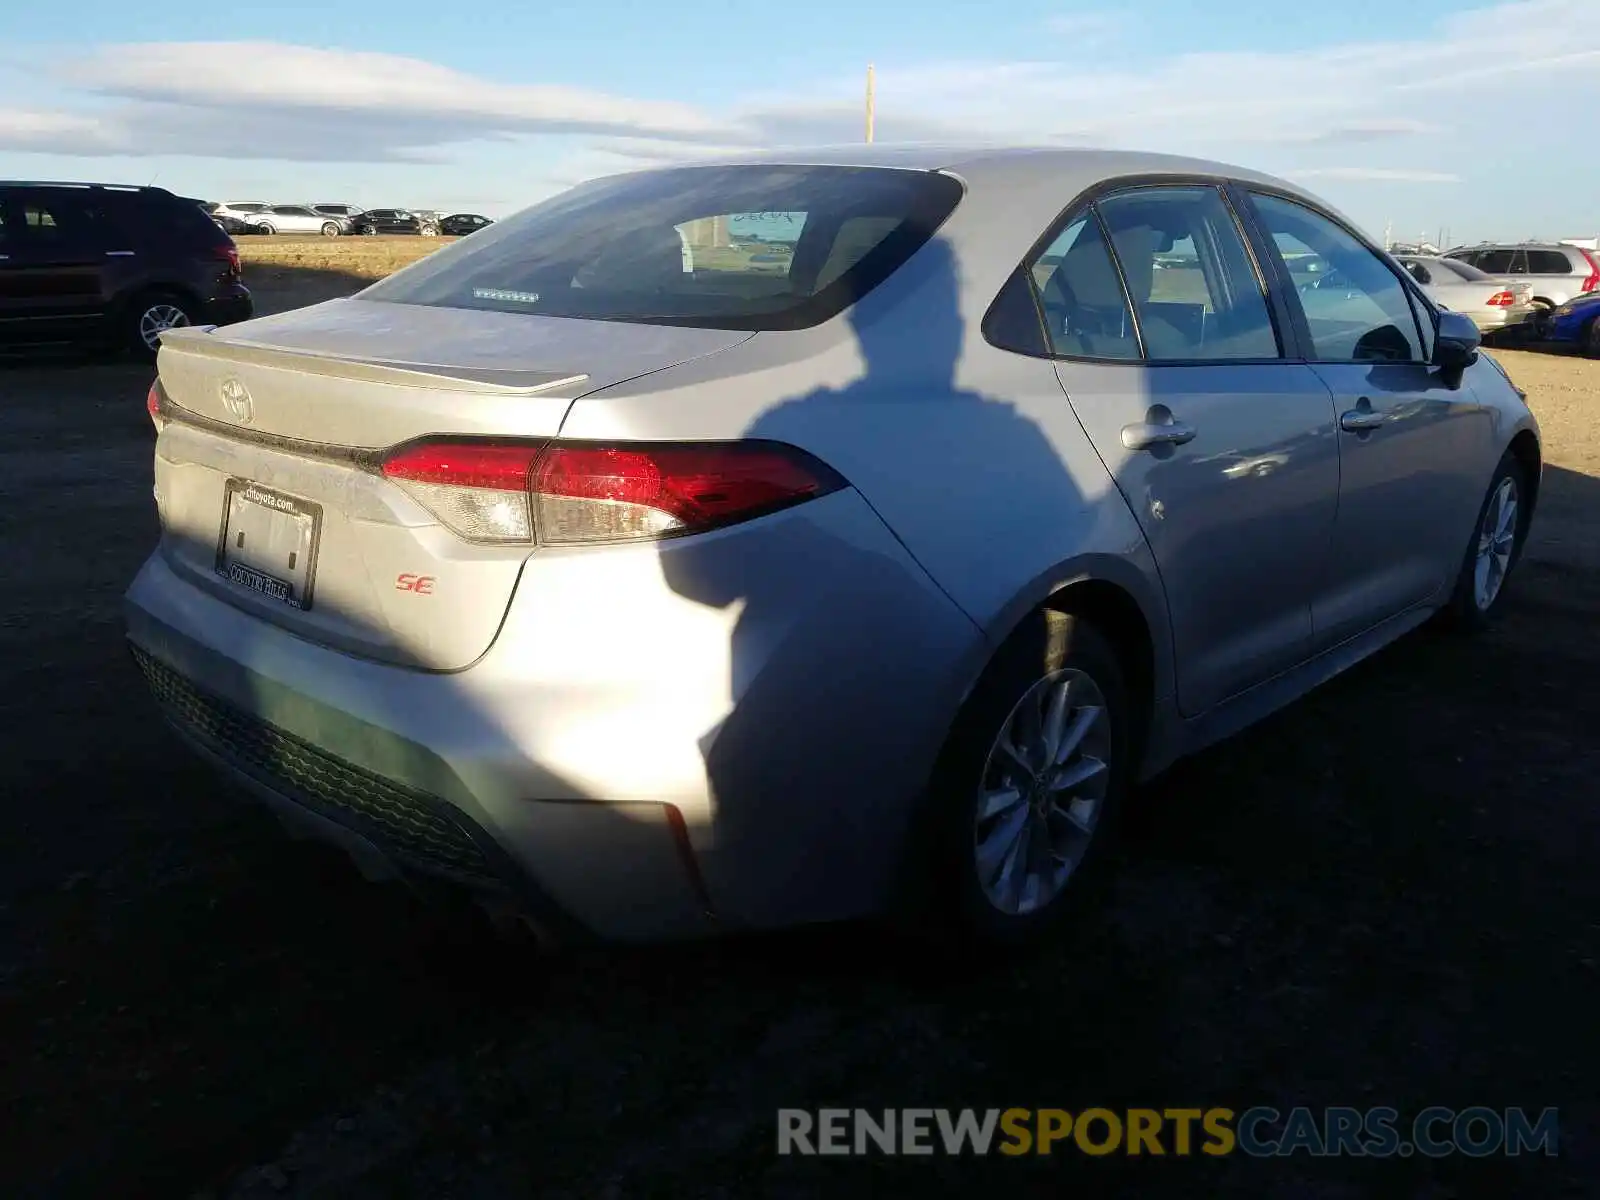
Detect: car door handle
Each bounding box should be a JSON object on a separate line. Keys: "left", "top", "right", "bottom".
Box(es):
{"left": 1121, "top": 420, "right": 1197, "bottom": 451}
{"left": 1339, "top": 403, "right": 1387, "bottom": 432}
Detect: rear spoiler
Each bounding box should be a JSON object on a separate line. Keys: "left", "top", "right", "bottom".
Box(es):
{"left": 158, "top": 326, "right": 589, "bottom": 396}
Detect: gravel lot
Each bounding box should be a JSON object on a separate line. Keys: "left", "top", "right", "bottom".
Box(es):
{"left": 1, "top": 277, "right": 1596, "bottom": 1199}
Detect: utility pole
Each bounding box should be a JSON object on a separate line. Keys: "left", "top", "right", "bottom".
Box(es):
{"left": 1383, "top": 219, "right": 1393, "bottom": 249}
{"left": 865, "top": 64, "right": 876, "bottom": 144}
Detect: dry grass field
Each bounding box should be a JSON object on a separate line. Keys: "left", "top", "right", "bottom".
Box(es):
{"left": 1, "top": 242, "right": 1597, "bottom": 1198}
{"left": 237, "top": 235, "right": 450, "bottom": 309}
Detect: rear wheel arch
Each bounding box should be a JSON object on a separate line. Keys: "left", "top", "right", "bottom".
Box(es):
{"left": 1041, "top": 579, "right": 1156, "bottom": 761}
{"left": 968, "top": 573, "right": 1160, "bottom": 761}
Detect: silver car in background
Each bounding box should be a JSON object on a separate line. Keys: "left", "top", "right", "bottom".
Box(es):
{"left": 127, "top": 147, "right": 1541, "bottom": 950}
{"left": 1393, "top": 254, "right": 1537, "bottom": 334}
{"left": 246, "top": 204, "right": 347, "bottom": 237}
{"left": 1443, "top": 241, "right": 1600, "bottom": 310}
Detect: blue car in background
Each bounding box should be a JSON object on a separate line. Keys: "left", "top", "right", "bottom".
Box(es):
{"left": 1539, "top": 291, "right": 1600, "bottom": 356}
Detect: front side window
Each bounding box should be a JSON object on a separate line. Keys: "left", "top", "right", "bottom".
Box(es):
{"left": 362, "top": 165, "right": 963, "bottom": 330}
{"left": 1249, "top": 193, "right": 1424, "bottom": 363}
{"left": 1026, "top": 214, "right": 1140, "bottom": 360}
{"left": 1095, "top": 186, "right": 1280, "bottom": 362}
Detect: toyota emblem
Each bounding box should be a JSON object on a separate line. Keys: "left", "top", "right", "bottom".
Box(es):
{"left": 219, "top": 377, "right": 254, "bottom": 425}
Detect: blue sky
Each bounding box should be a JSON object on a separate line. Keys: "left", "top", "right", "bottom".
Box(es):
{"left": 2, "top": 0, "right": 1595, "bottom": 241}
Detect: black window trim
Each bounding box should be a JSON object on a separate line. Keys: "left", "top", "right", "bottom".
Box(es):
{"left": 1233, "top": 184, "right": 1438, "bottom": 368}
{"left": 981, "top": 172, "right": 1300, "bottom": 367}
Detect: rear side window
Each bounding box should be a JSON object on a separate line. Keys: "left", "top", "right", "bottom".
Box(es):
{"left": 1436, "top": 258, "right": 1490, "bottom": 282}
{"left": 1028, "top": 214, "right": 1140, "bottom": 360}
{"left": 114, "top": 193, "right": 227, "bottom": 245}
{"left": 1527, "top": 249, "right": 1575, "bottom": 274}
{"left": 362, "top": 165, "right": 964, "bottom": 330}
{"left": 1401, "top": 260, "right": 1432, "bottom": 285}
{"left": 1096, "top": 186, "right": 1280, "bottom": 361}
{"left": 1476, "top": 249, "right": 1515, "bottom": 274}
{"left": 14, "top": 195, "right": 105, "bottom": 250}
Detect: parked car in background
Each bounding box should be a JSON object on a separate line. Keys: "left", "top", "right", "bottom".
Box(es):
{"left": 348, "top": 208, "right": 436, "bottom": 236}
{"left": 439, "top": 212, "right": 493, "bottom": 237}
{"left": 129, "top": 148, "right": 1539, "bottom": 951}
{"left": 0, "top": 180, "right": 251, "bottom": 358}
{"left": 246, "top": 205, "right": 346, "bottom": 237}
{"left": 1534, "top": 291, "right": 1600, "bottom": 356}
{"left": 1443, "top": 242, "right": 1600, "bottom": 310}
{"left": 212, "top": 201, "right": 271, "bottom": 223}
{"left": 204, "top": 207, "right": 257, "bottom": 236}
{"left": 1392, "top": 254, "right": 1536, "bottom": 336}
{"left": 311, "top": 203, "right": 364, "bottom": 221}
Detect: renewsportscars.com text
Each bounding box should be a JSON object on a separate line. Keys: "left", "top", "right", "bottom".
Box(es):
{"left": 777, "top": 1106, "right": 1559, "bottom": 1158}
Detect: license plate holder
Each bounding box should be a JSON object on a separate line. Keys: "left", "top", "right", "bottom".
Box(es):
{"left": 214, "top": 479, "right": 323, "bottom": 611}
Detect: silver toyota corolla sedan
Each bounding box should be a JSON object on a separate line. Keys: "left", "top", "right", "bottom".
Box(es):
{"left": 126, "top": 146, "right": 1541, "bottom": 950}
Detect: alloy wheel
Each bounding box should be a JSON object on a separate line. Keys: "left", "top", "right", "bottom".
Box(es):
{"left": 972, "top": 668, "right": 1112, "bottom": 916}
{"left": 1473, "top": 475, "right": 1519, "bottom": 610}
{"left": 139, "top": 304, "right": 191, "bottom": 352}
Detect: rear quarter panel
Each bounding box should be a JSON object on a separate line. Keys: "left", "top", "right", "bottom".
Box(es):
{"left": 557, "top": 212, "right": 1176, "bottom": 708}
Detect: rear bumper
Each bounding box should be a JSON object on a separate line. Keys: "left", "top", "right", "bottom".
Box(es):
{"left": 1473, "top": 306, "right": 1534, "bottom": 332}
{"left": 204, "top": 288, "right": 253, "bottom": 327}
{"left": 124, "top": 488, "right": 983, "bottom": 941}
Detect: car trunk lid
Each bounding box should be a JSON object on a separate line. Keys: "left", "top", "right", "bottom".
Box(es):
{"left": 151, "top": 301, "right": 753, "bottom": 669}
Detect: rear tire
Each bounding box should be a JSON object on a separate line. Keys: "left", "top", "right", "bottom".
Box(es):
{"left": 255, "top": 222, "right": 277, "bottom": 236}
{"left": 1438, "top": 451, "right": 1529, "bottom": 632}
{"left": 1584, "top": 316, "right": 1600, "bottom": 359}
{"left": 320, "top": 221, "right": 340, "bottom": 238}
{"left": 902, "top": 610, "right": 1132, "bottom": 956}
{"left": 124, "top": 290, "right": 197, "bottom": 361}
{"left": 362, "top": 225, "right": 378, "bottom": 236}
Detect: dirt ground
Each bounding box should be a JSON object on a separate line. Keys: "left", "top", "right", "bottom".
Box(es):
{"left": 0, "top": 265, "right": 1596, "bottom": 1198}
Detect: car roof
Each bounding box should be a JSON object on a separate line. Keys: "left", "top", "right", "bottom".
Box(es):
{"left": 643, "top": 143, "right": 1309, "bottom": 192}
{"left": 1449, "top": 241, "right": 1576, "bottom": 251}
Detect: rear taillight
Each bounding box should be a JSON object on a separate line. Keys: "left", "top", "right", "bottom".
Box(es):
{"left": 214, "top": 244, "right": 241, "bottom": 278}
{"left": 1486, "top": 291, "right": 1515, "bottom": 307}
{"left": 380, "top": 439, "right": 847, "bottom": 545}
{"left": 1579, "top": 248, "right": 1600, "bottom": 295}
{"left": 146, "top": 380, "right": 165, "bottom": 431}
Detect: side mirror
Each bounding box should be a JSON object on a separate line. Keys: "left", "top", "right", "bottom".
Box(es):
{"left": 1433, "top": 309, "right": 1481, "bottom": 372}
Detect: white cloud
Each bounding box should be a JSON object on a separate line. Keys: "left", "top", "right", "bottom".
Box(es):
{"left": 0, "top": 0, "right": 1595, "bottom": 223}
{"left": 63, "top": 42, "right": 736, "bottom": 140}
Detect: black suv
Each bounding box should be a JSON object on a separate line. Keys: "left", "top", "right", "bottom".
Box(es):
{"left": 0, "top": 181, "right": 253, "bottom": 359}
{"left": 348, "top": 208, "right": 438, "bottom": 236}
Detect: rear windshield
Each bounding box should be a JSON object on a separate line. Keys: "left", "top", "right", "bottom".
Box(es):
{"left": 1434, "top": 258, "right": 1492, "bottom": 282}
{"left": 360, "top": 165, "right": 965, "bottom": 330}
